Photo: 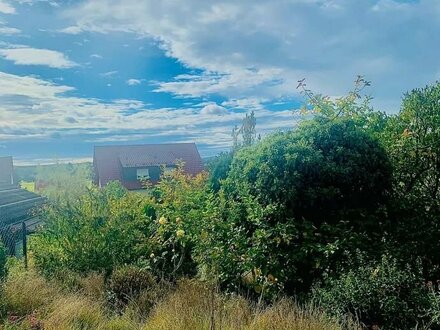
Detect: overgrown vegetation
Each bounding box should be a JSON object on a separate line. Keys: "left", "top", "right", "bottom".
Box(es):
{"left": 0, "top": 263, "right": 355, "bottom": 330}
{"left": 3, "top": 78, "right": 440, "bottom": 329}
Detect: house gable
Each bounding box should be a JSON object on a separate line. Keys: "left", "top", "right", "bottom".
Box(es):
{"left": 93, "top": 143, "right": 204, "bottom": 190}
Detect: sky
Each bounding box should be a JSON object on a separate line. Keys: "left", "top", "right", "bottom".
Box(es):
{"left": 0, "top": 0, "right": 438, "bottom": 164}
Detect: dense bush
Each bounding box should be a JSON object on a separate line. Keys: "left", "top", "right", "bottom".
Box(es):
{"left": 207, "top": 151, "right": 233, "bottom": 192}
{"left": 200, "top": 118, "right": 392, "bottom": 295}
{"left": 380, "top": 83, "right": 440, "bottom": 280}
{"left": 31, "top": 182, "right": 155, "bottom": 275}
{"left": 31, "top": 169, "right": 214, "bottom": 281}
{"left": 313, "top": 255, "right": 436, "bottom": 330}
{"left": 147, "top": 166, "right": 215, "bottom": 280}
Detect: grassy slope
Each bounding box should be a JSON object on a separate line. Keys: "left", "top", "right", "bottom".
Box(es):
{"left": 0, "top": 264, "right": 359, "bottom": 330}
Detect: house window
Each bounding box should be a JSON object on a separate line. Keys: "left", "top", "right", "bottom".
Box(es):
{"left": 136, "top": 168, "right": 150, "bottom": 180}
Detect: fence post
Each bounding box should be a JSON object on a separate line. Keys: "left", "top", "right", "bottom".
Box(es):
{"left": 22, "top": 222, "right": 27, "bottom": 269}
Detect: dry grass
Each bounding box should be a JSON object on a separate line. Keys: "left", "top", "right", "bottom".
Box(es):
{"left": 144, "top": 280, "right": 358, "bottom": 330}
{"left": 78, "top": 272, "right": 106, "bottom": 301}
{"left": 0, "top": 269, "right": 359, "bottom": 330}
{"left": 2, "top": 268, "right": 59, "bottom": 316}
{"left": 249, "top": 299, "right": 359, "bottom": 330}
{"left": 44, "top": 295, "right": 105, "bottom": 330}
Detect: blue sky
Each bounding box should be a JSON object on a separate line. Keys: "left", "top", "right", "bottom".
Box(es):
{"left": 0, "top": 0, "right": 437, "bottom": 164}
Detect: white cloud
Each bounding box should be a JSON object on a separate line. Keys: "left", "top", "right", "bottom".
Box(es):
{"left": 65, "top": 0, "right": 440, "bottom": 111}
{"left": 100, "top": 70, "right": 118, "bottom": 77}
{"left": 90, "top": 53, "right": 103, "bottom": 59}
{"left": 0, "top": 1, "right": 15, "bottom": 14}
{"left": 126, "top": 78, "right": 141, "bottom": 86}
{"left": 0, "top": 26, "right": 20, "bottom": 35}
{"left": 0, "top": 47, "right": 77, "bottom": 68}
{"left": 58, "top": 25, "right": 83, "bottom": 34}
{"left": 0, "top": 71, "right": 295, "bottom": 151}
{"left": 200, "top": 103, "right": 228, "bottom": 116}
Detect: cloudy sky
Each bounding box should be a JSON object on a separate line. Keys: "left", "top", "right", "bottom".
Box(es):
{"left": 0, "top": 0, "right": 437, "bottom": 163}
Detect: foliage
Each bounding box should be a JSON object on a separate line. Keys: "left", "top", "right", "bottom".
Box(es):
{"left": 206, "top": 151, "right": 233, "bottom": 192}
{"left": 19, "top": 181, "right": 35, "bottom": 192}
{"left": 313, "top": 255, "right": 436, "bottom": 330}
{"left": 208, "top": 111, "right": 259, "bottom": 193}
{"left": 381, "top": 82, "right": 440, "bottom": 279}
{"left": 147, "top": 166, "right": 215, "bottom": 280}
{"left": 31, "top": 166, "right": 214, "bottom": 282}
{"left": 31, "top": 182, "right": 154, "bottom": 276}
{"left": 17, "top": 77, "right": 440, "bottom": 328}
{"left": 200, "top": 118, "right": 392, "bottom": 295}
{"left": 296, "top": 76, "right": 388, "bottom": 136}
{"left": 35, "top": 161, "right": 92, "bottom": 201}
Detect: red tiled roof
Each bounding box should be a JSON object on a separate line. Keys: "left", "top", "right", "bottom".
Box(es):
{"left": 93, "top": 143, "right": 204, "bottom": 189}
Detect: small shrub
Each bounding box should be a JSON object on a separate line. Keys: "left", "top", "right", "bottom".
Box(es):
{"left": 109, "top": 266, "right": 156, "bottom": 307}
{"left": 31, "top": 183, "right": 156, "bottom": 276}
{"left": 313, "top": 255, "right": 433, "bottom": 329}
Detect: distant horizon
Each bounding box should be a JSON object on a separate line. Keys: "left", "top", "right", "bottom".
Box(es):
{"left": 5, "top": 140, "right": 229, "bottom": 166}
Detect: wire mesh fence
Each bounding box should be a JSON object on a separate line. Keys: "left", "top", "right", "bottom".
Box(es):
{"left": 0, "top": 182, "right": 46, "bottom": 268}
{"left": 0, "top": 221, "right": 32, "bottom": 268}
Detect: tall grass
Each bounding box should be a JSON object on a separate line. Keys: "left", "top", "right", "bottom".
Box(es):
{"left": 0, "top": 267, "right": 359, "bottom": 330}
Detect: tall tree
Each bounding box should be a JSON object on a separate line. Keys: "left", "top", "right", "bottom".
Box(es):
{"left": 232, "top": 111, "right": 257, "bottom": 150}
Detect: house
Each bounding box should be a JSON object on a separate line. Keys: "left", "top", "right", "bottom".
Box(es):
{"left": 0, "top": 156, "right": 14, "bottom": 185}
{"left": 0, "top": 157, "right": 45, "bottom": 255}
{"left": 93, "top": 143, "right": 204, "bottom": 190}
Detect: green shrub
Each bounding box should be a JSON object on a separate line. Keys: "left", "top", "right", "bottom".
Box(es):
{"left": 313, "top": 255, "right": 434, "bottom": 329}
{"left": 200, "top": 118, "right": 392, "bottom": 295}
{"left": 31, "top": 182, "right": 156, "bottom": 276}
{"left": 381, "top": 82, "right": 440, "bottom": 281}
{"left": 207, "top": 151, "right": 233, "bottom": 192}
{"left": 109, "top": 265, "right": 156, "bottom": 306}
{"left": 147, "top": 166, "right": 215, "bottom": 280}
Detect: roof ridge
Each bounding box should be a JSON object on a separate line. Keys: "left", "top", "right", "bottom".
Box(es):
{"left": 94, "top": 142, "right": 197, "bottom": 149}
